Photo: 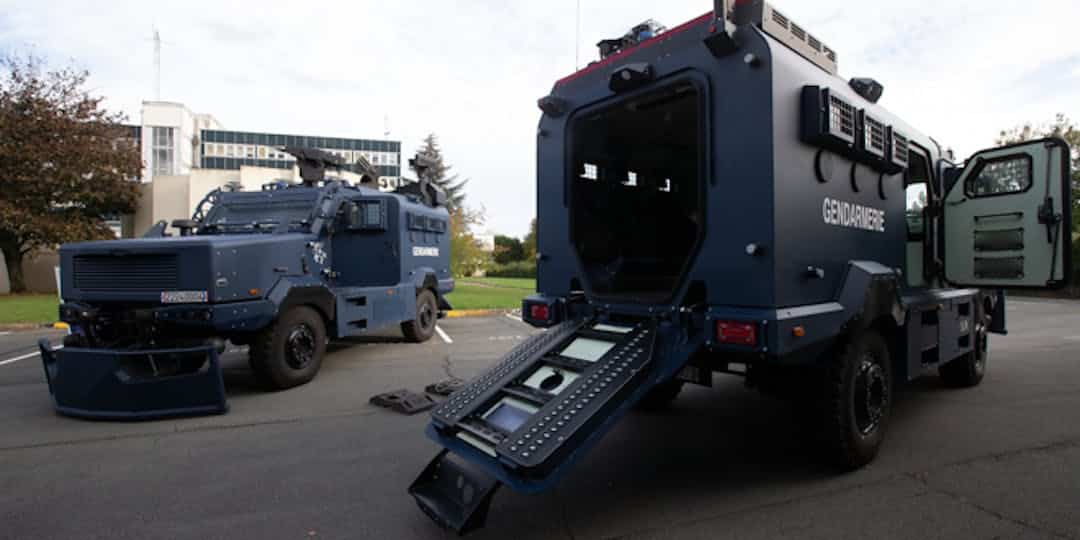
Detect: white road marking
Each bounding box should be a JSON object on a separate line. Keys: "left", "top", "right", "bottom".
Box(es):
{"left": 0, "top": 331, "right": 11, "bottom": 336}
{"left": 0, "top": 345, "right": 63, "bottom": 367}
{"left": 435, "top": 325, "right": 454, "bottom": 344}
{"left": 505, "top": 313, "right": 524, "bottom": 323}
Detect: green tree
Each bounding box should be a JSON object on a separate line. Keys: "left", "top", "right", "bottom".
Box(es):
{"left": 0, "top": 55, "right": 140, "bottom": 292}
{"left": 415, "top": 133, "right": 468, "bottom": 212}
{"left": 522, "top": 218, "right": 537, "bottom": 261}
{"left": 493, "top": 234, "right": 525, "bottom": 264}
{"left": 996, "top": 114, "right": 1079, "bottom": 233}
{"left": 450, "top": 207, "right": 491, "bottom": 277}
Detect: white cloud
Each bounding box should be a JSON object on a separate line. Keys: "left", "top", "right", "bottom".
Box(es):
{"left": 1, "top": 0, "right": 1078, "bottom": 236}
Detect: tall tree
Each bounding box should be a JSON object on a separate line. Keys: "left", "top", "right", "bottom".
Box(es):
{"left": 996, "top": 114, "right": 1079, "bottom": 232}
{"left": 449, "top": 206, "right": 491, "bottom": 277}
{"left": 414, "top": 133, "right": 468, "bottom": 212}
{"left": 0, "top": 55, "right": 141, "bottom": 292}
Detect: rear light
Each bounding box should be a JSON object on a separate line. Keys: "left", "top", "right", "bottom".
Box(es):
{"left": 715, "top": 320, "right": 757, "bottom": 346}
{"left": 529, "top": 304, "right": 551, "bottom": 321}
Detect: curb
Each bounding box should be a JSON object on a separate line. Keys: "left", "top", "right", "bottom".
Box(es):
{"left": 0, "top": 323, "right": 55, "bottom": 332}
{"left": 444, "top": 309, "right": 507, "bottom": 319}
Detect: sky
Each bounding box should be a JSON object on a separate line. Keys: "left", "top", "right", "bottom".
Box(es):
{"left": 1, "top": 0, "right": 1079, "bottom": 237}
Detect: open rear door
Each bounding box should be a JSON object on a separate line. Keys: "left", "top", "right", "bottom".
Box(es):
{"left": 944, "top": 138, "right": 1073, "bottom": 289}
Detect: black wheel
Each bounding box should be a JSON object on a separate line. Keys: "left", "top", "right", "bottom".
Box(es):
{"left": 939, "top": 312, "right": 989, "bottom": 388}
{"left": 249, "top": 306, "right": 327, "bottom": 390}
{"left": 402, "top": 289, "right": 438, "bottom": 343}
{"left": 821, "top": 330, "right": 893, "bottom": 470}
{"left": 635, "top": 379, "right": 685, "bottom": 411}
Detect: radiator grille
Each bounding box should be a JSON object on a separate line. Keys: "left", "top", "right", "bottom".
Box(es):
{"left": 73, "top": 254, "right": 180, "bottom": 291}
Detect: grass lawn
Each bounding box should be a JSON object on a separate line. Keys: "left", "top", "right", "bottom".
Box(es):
{"left": 0, "top": 294, "right": 58, "bottom": 325}
{"left": 446, "top": 277, "right": 536, "bottom": 310}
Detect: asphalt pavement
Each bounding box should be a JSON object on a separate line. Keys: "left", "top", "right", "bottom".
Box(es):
{"left": 1, "top": 301, "right": 1078, "bottom": 540}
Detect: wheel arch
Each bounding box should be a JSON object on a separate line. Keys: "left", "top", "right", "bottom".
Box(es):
{"left": 270, "top": 282, "right": 336, "bottom": 329}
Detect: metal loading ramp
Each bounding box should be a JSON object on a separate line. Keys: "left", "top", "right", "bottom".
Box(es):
{"left": 410, "top": 318, "right": 660, "bottom": 533}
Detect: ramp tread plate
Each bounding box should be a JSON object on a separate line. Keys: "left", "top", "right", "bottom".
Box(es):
{"left": 496, "top": 325, "right": 656, "bottom": 468}
{"left": 433, "top": 319, "right": 585, "bottom": 424}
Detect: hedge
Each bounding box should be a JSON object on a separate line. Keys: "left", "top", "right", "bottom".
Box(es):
{"left": 486, "top": 261, "right": 536, "bottom": 279}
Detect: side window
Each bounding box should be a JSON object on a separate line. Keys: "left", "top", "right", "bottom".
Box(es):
{"left": 966, "top": 155, "right": 1033, "bottom": 197}
{"left": 905, "top": 149, "right": 931, "bottom": 239}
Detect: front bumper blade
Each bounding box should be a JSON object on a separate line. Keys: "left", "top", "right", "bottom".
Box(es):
{"left": 39, "top": 339, "right": 228, "bottom": 420}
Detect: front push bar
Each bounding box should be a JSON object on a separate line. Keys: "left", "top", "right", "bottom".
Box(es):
{"left": 38, "top": 339, "right": 228, "bottom": 420}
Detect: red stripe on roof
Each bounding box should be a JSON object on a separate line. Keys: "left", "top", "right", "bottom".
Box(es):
{"left": 555, "top": 11, "right": 716, "bottom": 87}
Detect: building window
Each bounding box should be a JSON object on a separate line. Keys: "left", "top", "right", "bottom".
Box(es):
{"left": 152, "top": 127, "right": 175, "bottom": 175}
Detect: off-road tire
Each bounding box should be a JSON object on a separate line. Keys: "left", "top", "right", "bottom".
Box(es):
{"left": 402, "top": 289, "right": 438, "bottom": 343}
{"left": 821, "top": 330, "right": 893, "bottom": 470}
{"left": 939, "top": 313, "right": 989, "bottom": 388}
{"left": 249, "top": 306, "right": 327, "bottom": 390}
{"left": 635, "top": 379, "right": 685, "bottom": 411}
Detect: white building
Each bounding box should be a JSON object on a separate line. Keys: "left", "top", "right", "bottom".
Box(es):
{"left": 126, "top": 101, "right": 403, "bottom": 237}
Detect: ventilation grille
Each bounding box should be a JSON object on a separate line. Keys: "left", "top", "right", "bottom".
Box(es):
{"left": 891, "top": 131, "right": 910, "bottom": 168}
{"left": 829, "top": 94, "right": 857, "bottom": 141}
{"left": 760, "top": 3, "right": 838, "bottom": 75}
{"left": 862, "top": 114, "right": 887, "bottom": 158}
{"left": 73, "top": 254, "right": 180, "bottom": 291}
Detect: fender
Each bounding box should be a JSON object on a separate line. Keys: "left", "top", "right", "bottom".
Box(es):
{"left": 411, "top": 267, "right": 440, "bottom": 292}
{"left": 411, "top": 267, "right": 454, "bottom": 311}
{"left": 268, "top": 277, "right": 336, "bottom": 325}
{"left": 765, "top": 261, "right": 903, "bottom": 364}
{"left": 835, "top": 260, "right": 905, "bottom": 331}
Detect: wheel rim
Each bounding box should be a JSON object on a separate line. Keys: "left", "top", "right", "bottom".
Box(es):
{"left": 286, "top": 324, "right": 316, "bottom": 370}
{"left": 854, "top": 354, "right": 888, "bottom": 436}
{"left": 418, "top": 299, "right": 435, "bottom": 332}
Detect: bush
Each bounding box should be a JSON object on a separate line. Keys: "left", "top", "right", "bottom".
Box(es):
{"left": 486, "top": 261, "right": 536, "bottom": 279}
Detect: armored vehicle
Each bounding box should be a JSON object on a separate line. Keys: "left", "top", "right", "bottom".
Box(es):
{"left": 409, "top": 0, "right": 1073, "bottom": 533}
{"left": 39, "top": 148, "right": 454, "bottom": 420}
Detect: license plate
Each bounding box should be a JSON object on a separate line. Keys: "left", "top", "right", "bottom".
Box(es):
{"left": 161, "top": 291, "right": 209, "bottom": 304}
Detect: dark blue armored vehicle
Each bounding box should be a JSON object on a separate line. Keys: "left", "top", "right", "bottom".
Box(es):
{"left": 410, "top": 0, "right": 1073, "bottom": 532}
{"left": 40, "top": 149, "right": 453, "bottom": 419}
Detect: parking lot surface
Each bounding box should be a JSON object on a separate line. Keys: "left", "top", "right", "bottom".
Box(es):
{"left": 1, "top": 301, "right": 1079, "bottom": 540}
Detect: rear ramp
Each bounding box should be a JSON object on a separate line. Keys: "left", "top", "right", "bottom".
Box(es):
{"left": 410, "top": 317, "right": 674, "bottom": 533}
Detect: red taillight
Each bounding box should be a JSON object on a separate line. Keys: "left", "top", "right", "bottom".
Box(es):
{"left": 715, "top": 320, "right": 757, "bottom": 346}
{"left": 529, "top": 304, "right": 551, "bottom": 321}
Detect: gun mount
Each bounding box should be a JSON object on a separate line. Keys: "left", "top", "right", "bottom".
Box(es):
{"left": 284, "top": 146, "right": 344, "bottom": 186}
{"left": 394, "top": 152, "right": 447, "bottom": 208}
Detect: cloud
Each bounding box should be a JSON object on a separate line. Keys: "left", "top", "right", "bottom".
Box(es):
{"left": 1, "top": 0, "right": 1078, "bottom": 237}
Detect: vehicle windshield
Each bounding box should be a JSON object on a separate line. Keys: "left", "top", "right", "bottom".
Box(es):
{"left": 200, "top": 194, "right": 318, "bottom": 233}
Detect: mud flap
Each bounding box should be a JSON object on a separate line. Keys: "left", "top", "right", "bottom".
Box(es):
{"left": 409, "top": 450, "right": 501, "bottom": 535}
{"left": 39, "top": 339, "right": 228, "bottom": 420}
